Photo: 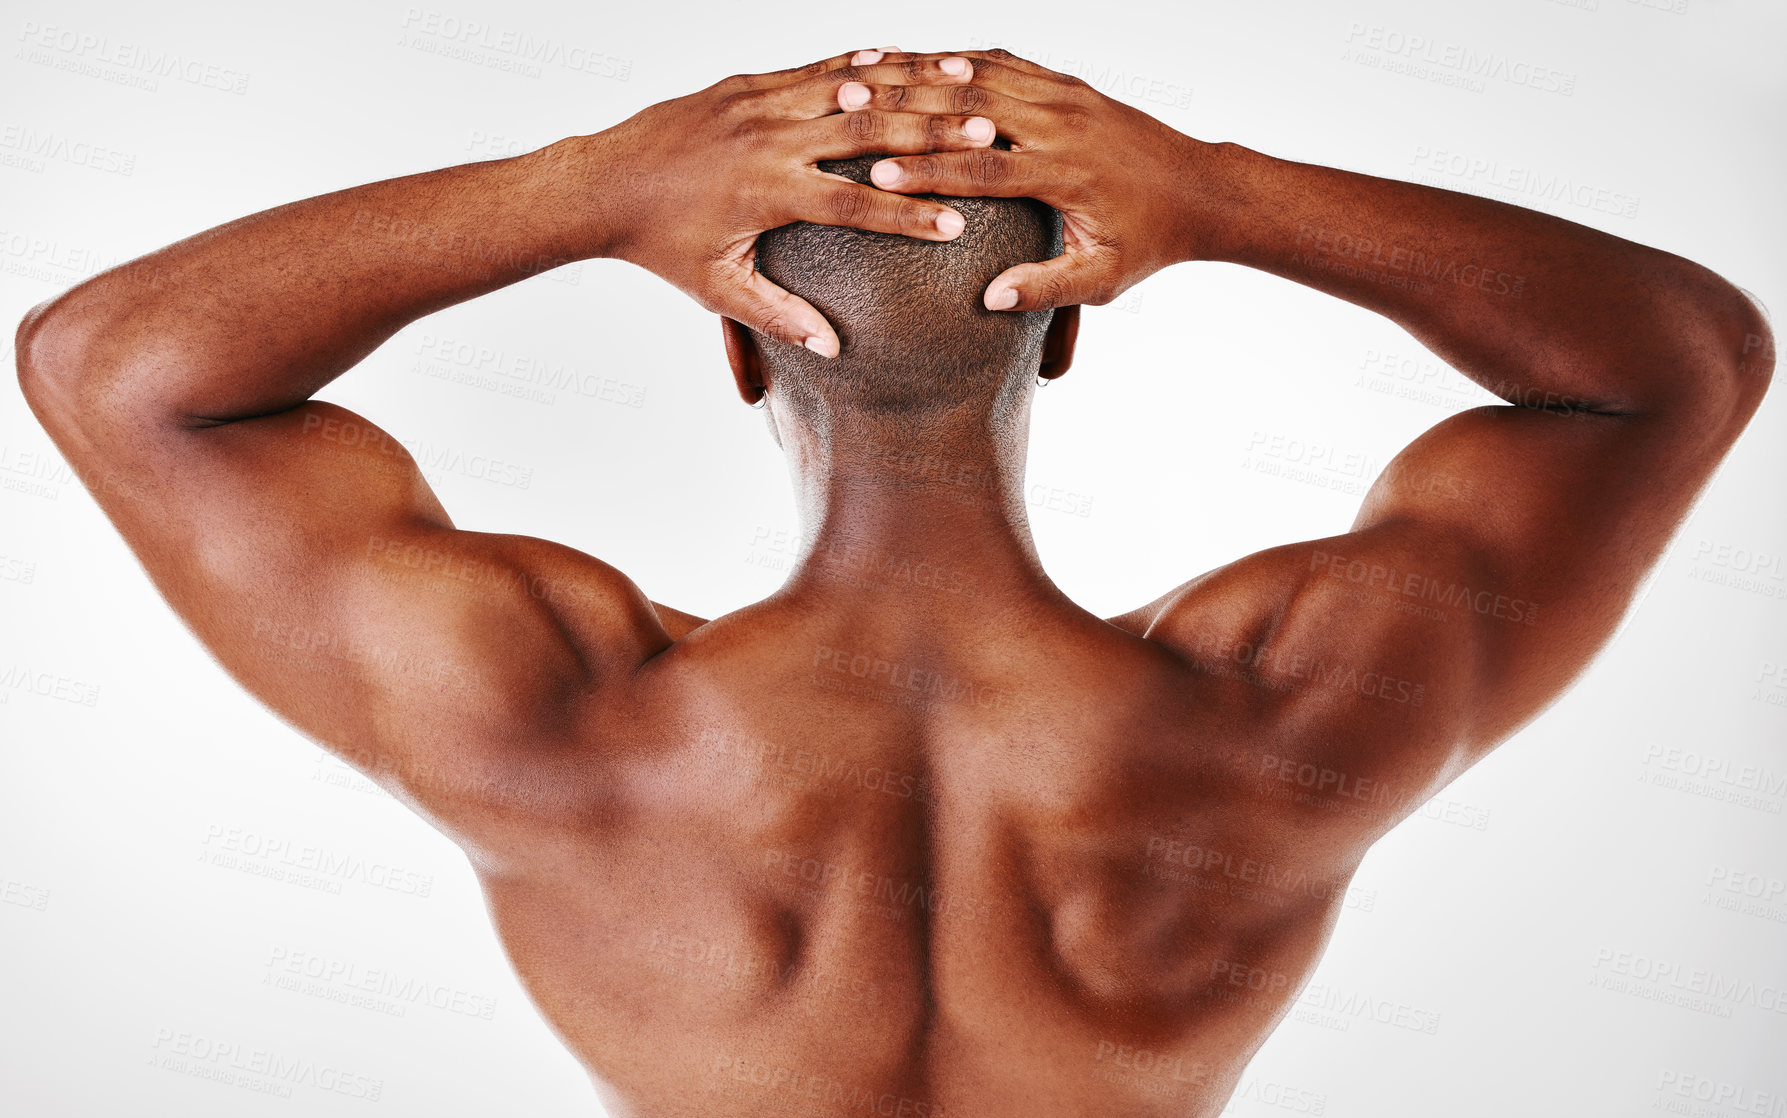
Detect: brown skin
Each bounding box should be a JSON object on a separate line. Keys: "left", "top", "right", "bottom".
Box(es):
{"left": 15, "top": 43, "right": 1773, "bottom": 1118}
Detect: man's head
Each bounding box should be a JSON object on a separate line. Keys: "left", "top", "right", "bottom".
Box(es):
{"left": 722, "top": 151, "right": 1077, "bottom": 439}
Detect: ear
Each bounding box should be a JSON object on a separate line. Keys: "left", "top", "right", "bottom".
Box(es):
{"left": 721, "top": 317, "right": 767, "bottom": 405}
{"left": 1038, "top": 304, "right": 1080, "bottom": 381}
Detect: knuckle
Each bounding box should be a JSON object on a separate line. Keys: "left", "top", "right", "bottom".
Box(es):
{"left": 885, "top": 83, "right": 913, "bottom": 109}
{"left": 721, "top": 92, "right": 772, "bottom": 132}
{"left": 987, "top": 48, "right": 1017, "bottom": 62}
{"left": 1039, "top": 273, "right": 1076, "bottom": 308}
{"left": 969, "top": 148, "right": 1008, "bottom": 187}
{"left": 832, "top": 65, "right": 865, "bottom": 84}
{"left": 731, "top": 114, "right": 770, "bottom": 147}
{"left": 1061, "top": 82, "right": 1101, "bottom": 108}
{"left": 909, "top": 154, "right": 945, "bottom": 183}
{"left": 1058, "top": 106, "right": 1094, "bottom": 135}
{"left": 924, "top": 114, "right": 952, "bottom": 147}
{"left": 757, "top": 311, "right": 790, "bottom": 342}
{"left": 1057, "top": 160, "right": 1094, "bottom": 196}
{"left": 844, "top": 109, "right": 881, "bottom": 146}
{"left": 902, "top": 60, "right": 923, "bottom": 81}
{"left": 828, "top": 186, "right": 873, "bottom": 225}
{"left": 949, "top": 84, "right": 989, "bottom": 114}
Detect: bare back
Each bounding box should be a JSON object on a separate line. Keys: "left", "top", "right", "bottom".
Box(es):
{"left": 400, "top": 560, "right": 1473, "bottom": 1117}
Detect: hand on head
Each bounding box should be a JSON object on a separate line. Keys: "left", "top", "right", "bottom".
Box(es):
{"left": 598, "top": 46, "right": 1199, "bottom": 357}
{"left": 845, "top": 49, "right": 1204, "bottom": 313}
{"left": 595, "top": 47, "right": 997, "bottom": 358}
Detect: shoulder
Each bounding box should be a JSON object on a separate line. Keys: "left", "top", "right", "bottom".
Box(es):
{"left": 1118, "top": 524, "right": 1490, "bottom": 835}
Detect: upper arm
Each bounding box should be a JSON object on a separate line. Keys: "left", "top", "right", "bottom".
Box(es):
{"left": 1331, "top": 396, "right": 1746, "bottom": 748}
{"left": 1115, "top": 381, "right": 1763, "bottom": 806}
{"left": 24, "top": 372, "right": 672, "bottom": 820}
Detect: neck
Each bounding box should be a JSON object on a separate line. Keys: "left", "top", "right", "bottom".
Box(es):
{"left": 773, "top": 401, "right": 1057, "bottom": 614}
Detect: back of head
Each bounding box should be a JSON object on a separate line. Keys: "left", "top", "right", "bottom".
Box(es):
{"left": 753, "top": 149, "right": 1063, "bottom": 430}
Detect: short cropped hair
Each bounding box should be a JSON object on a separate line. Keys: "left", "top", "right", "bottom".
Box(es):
{"left": 752, "top": 148, "right": 1063, "bottom": 426}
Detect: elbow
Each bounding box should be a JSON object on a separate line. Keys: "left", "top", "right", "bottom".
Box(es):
{"left": 1729, "top": 288, "right": 1775, "bottom": 413}
{"left": 14, "top": 294, "right": 78, "bottom": 426}
{"left": 15, "top": 280, "right": 137, "bottom": 434}
{"left": 1647, "top": 263, "right": 1774, "bottom": 442}
{"left": 1699, "top": 281, "right": 1773, "bottom": 443}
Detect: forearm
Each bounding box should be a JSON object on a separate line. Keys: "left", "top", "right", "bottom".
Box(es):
{"left": 18, "top": 136, "right": 607, "bottom": 426}
{"left": 1197, "top": 142, "right": 1767, "bottom": 417}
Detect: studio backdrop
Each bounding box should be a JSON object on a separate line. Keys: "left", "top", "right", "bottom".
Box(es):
{"left": 2, "top": 1, "right": 1783, "bottom": 1115}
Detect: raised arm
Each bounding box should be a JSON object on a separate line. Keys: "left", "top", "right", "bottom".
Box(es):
{"left": 860, "top": 49, "right": 1771, "bottom": 805}
{"left": 1141, "top": 141, "right": 1770, "bottom": 751}
{"left": 13, "top": 50, "right": 997, "bottom": 836}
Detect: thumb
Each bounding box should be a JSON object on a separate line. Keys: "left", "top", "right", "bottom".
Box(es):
{"left": 717, "top": 265, "right": 840, "bottom": 357}
{"left": 984, "top": 254, "right": 1120, "bottom": 313}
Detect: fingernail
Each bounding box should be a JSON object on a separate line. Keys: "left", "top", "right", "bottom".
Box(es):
{"left": 839, "top": 82, "right": 870, "bottom": 110}
{"left": 871, "top": 161, "right": 903, "bottom": 186}
{"left": 935, "top": 210, "right": 965, "bottom": 238}
{"left": 987, "top": 286, "right": 1019, "bottom": 310}
{"left": 804, "top": 336, "right": 836, "bottom": 357}
{"left": 852, "top": 49, "right": 883, "bottom": 65}
{"left": 965, "top": 116, "right": 994, "bottom": 142}
{"left": 939, "top": 57, "right": 970, "bottom": 77}
{"left": 880, "top": 45, "right": 901, "bottom": 53}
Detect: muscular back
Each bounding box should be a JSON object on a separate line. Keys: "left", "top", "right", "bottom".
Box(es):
{"left": 462, "top": 601, "right": 1345, "bottom": 1117}
{"left": 364, "top": 496, "right": 1494, "bottom": 1117}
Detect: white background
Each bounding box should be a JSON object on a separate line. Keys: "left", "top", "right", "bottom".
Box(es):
{"left": 2, "top": 0, "right": 1784, "bottom": 1114}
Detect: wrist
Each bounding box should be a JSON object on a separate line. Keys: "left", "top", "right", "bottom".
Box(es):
{"left": 1175, "top": 140, "right": 1270, "bottom": 266}
{"left": 515, "top": 133, "right": 628, "bottom": 262}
